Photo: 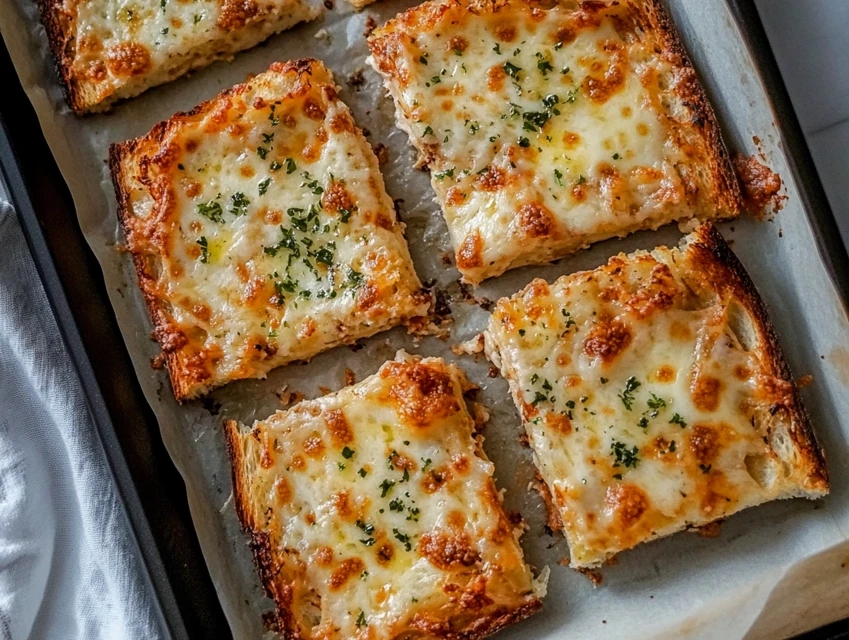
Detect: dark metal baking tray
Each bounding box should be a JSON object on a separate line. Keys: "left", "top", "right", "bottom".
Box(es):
{"left": 0, "top": 0, "right": 847, "bottom": 637}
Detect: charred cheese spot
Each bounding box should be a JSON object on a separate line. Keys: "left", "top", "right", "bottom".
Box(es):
{"left": 418, "top": 531, "right": 480, "bottom": 570}
{"left": 517, "top": 203, "right": 555, "bottom": 238}
{"left": 688, "top": 424, "right": 719, "bottom": 465}
{"left": 583, "top": 317, "right": 632, "bottom": 363}
{"left": 325, "top": 409, "right": 353, "bottom": 446}
{"left": 691, "top": 375, "right": 722, "bottom": 412}
{"left": 217, "top": 0, "right": 259, "bottom": 30}
{"left": 604, "top": 483, "right": 649, "bottom": 529}
{"left": 303, "top": 434, "right": 325, "bottom": 458}
{"left": 329, "top": 558, "right": 365, "bottom": 591}
{"left": 382, "top": 362, "right": 461, "bottom": 427}
{"left": 544, "top": 412, "right": 572, "bottom": 435}
{"left": 106, "top": 42, "right": 151, "bottom": 77}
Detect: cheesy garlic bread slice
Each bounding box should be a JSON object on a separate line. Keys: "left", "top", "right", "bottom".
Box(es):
{"left": 39, "top": 0, "right": 320, "bottom": 113}
{"left": 224, "top": 354, "right": 545, "bottom": 638}
{"left": 111, "top": 61, "right": 428, "bottom": 401}
{"left": 368, "top": 0, "right": 742, "bottom": 283}
{"left": 482, "top": 223, "right": 827, "bottom": 568}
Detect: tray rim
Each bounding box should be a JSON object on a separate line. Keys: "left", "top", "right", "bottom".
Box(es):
{"left": 724, "top": 0, "right": 849, "bottom": 308}
{"left": 0, "top": 0, "right": 846, "bottom": 638}
{"left": 0, "top": 117, "right": 189, "bottom": 640}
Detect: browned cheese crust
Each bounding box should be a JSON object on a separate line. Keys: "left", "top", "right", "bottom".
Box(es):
{"left": 368, "top": 0, "right": 743, "bottom": 283}
{"left": 111, "top": 60, "right": 428, "bottom": 401}
{"left": 483, "top": 222, "right": 826, "bottom": 567}
{"left": 38, "top": 0, "right": 319, "bottom": 113}
{"left": 224, "top": 355, "right": 544, "bottom": 639}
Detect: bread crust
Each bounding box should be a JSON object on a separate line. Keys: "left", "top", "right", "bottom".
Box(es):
{"left": 683, "top": 223, "right": 828, "bottom": 492}
{"left": 111, "top": 60, "right": 428, "bottom": 401}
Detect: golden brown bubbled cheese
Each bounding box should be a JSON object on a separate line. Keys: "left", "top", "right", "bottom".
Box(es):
{"left": 224, "top": 354, "right": 545, "bottom": 639}
{"left": 39, "top": 0, "right": 320, "bottom": 113}
{"left": 367, "top": 0, "right": 742, "bottom": 284}
{"left": 483, "top": 223, "right": 827, "bottom": 568}
{"left": 110, "top": 61, "right": 428, "bottom": 401}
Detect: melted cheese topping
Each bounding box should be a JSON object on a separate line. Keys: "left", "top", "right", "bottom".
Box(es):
{"left": 231, "top": 356, "right": 542, "bottom": 638}
{"left": 58, "top": 0, "right": 318, "bottom": 110}
{"left": 484, "top": 229, "right": 823, "bottom": 567}
{"left": 117, "top": 62, "right": 426, "bottom": 399}
{"left": 368, "top": 0, "right": 738, "bottom": 283}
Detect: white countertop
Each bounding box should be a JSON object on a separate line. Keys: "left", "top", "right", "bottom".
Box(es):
{"left": 756, "top": 0, "right": 849, "bottom": 249}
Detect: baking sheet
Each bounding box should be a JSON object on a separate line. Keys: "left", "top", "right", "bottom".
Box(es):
{"left": 3, "top": 0, "right": 849, "bottom": 637}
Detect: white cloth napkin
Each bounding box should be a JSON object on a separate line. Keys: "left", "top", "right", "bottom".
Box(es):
{"left": 0, "top": 203, "right": 163, "bottom": 640}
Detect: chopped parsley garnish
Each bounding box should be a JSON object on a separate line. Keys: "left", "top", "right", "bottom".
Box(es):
{"left": 670, "top": 413, "right": 688, "bottom": 428}
{"left": 503, "top": 61, "right": 522, "bottom": 79}
{"left": 262, "top": 132, "right": 274, "bottom": 144}
{"left": 389, "top": 498, "right": 405, "bottom": 512}
{"left": 618, "top": 376, "right": 641, "bottom": 410}
{"left": 518, "top": 136, "right": 530, "bottom": 148}
{"left": 422, "top": 125, "right": 434, "bottom": 137}
{"left": 429, "top": 75, "right": 442, "bottom": 85}
{"left": 357, "top": 467, "right": 368, "bottom": 478}
{"left": 536, "top": 52, "right": 554, "bottom": 75}
{"left": 530, "top": 373, "right": 539, "bottom": 384}
{"left": 421, "top": 457, "right": 432, "bottom": 471}
{"left": 518, "top": 328, "right": 526, "bottom": 336}
{"left": 600, "top": 377, "right": 609, "bottom": 384}
{"left": 611, "top": 440, "right": 640, "bottom": 469}
{"left": 342, "top": 446, "right": 355, "bottom": 459}
{"left": 357, "top": 611, "right": 367, "bottom": 628}
{"left": 612, "top": 153, "right": 621, "bottom": 160}
{"left": 393, "top": 528, "right": 412, "bottom": 551}
{"left": 576, "top": 174, "right": 586, "bottom": 185}
{"left": 339, "top": 208, "right": 353, "bottom": 223}
{"left": 668, "top": 440, "right": 677, "bottom": 452}
{"left": 560, "top": 65, "right": 570, "bottom": 74}
{"left": 196, "top": 237, "right": 209, "bottom": 263}
{"left": 419, "top": 53, "right": 429, "bottom": 65}
{"left": 554, "top": 168, "right": 564, "bottom": 187}
{"left": 699, "top": 464, "right": 712, "bottom": 474}
{"left": 531, "top": 391, "right": 548, "bottom": 406}
{"left": 380, "top": 479, "right": 395, "bottom": 497}
{"left": 566, "top": 88, "right": 579, "bottom": 103}
{"left": 407, "top": 507, "right": 420, "bottom": 522}
{"left": 315, "top": 243, "right": 335, "bottom": 266}
{"left": 542, "top": 379, "right": 553, "bottom": 392}
{"left": 356, "top": 519, "right": 374, "bottom": 535}
{"left": 229, "top": 191, "right": 250, "bottom": 216}
{"left": 256, "top": 146, "right": 268, "bottom": 159}
{"left": 285, "top": 157, "right": 297, "bottom": 174}
{"left": 268, "top": 105, "right": 280, "bottom": 126}
{"left": 269, "top": 160, "right": 282, "bottom": 172}
{"left": 493, "top": 43, "right": 502, "bottom": 54}
{"left": 647, "top": 393, "right": 666, "bottom": 417}
{"left": 433, "top": 167, "right": 455, "bottom": 180}
{"left": 196, "top": 198, "right": 223, "bottom": 223}
{"left": 638, "top": 417, "right": 649, "bottom": 429}
{"left": 301, "top": 172, "right": 324, "bottom": 195}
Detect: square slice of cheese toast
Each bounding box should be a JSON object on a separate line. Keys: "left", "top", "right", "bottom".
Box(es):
{"left": 111, "top": 60, "right": 428, "bottom": 401}
{"left": 39, "top": 0, "right": 320, "bottom": 113}
{"left": 224, "top": 354, "right": 545, "bottom": 638}
{"left": 368, "top": 0, "right": 742, "bottom": 284}
{"left": 482, "top": 223, "right": 827, "bottom": 568}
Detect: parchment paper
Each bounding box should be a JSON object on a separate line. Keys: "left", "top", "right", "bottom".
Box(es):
{"left": 2, "top": 0, "right": 849, "bottom": 637}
